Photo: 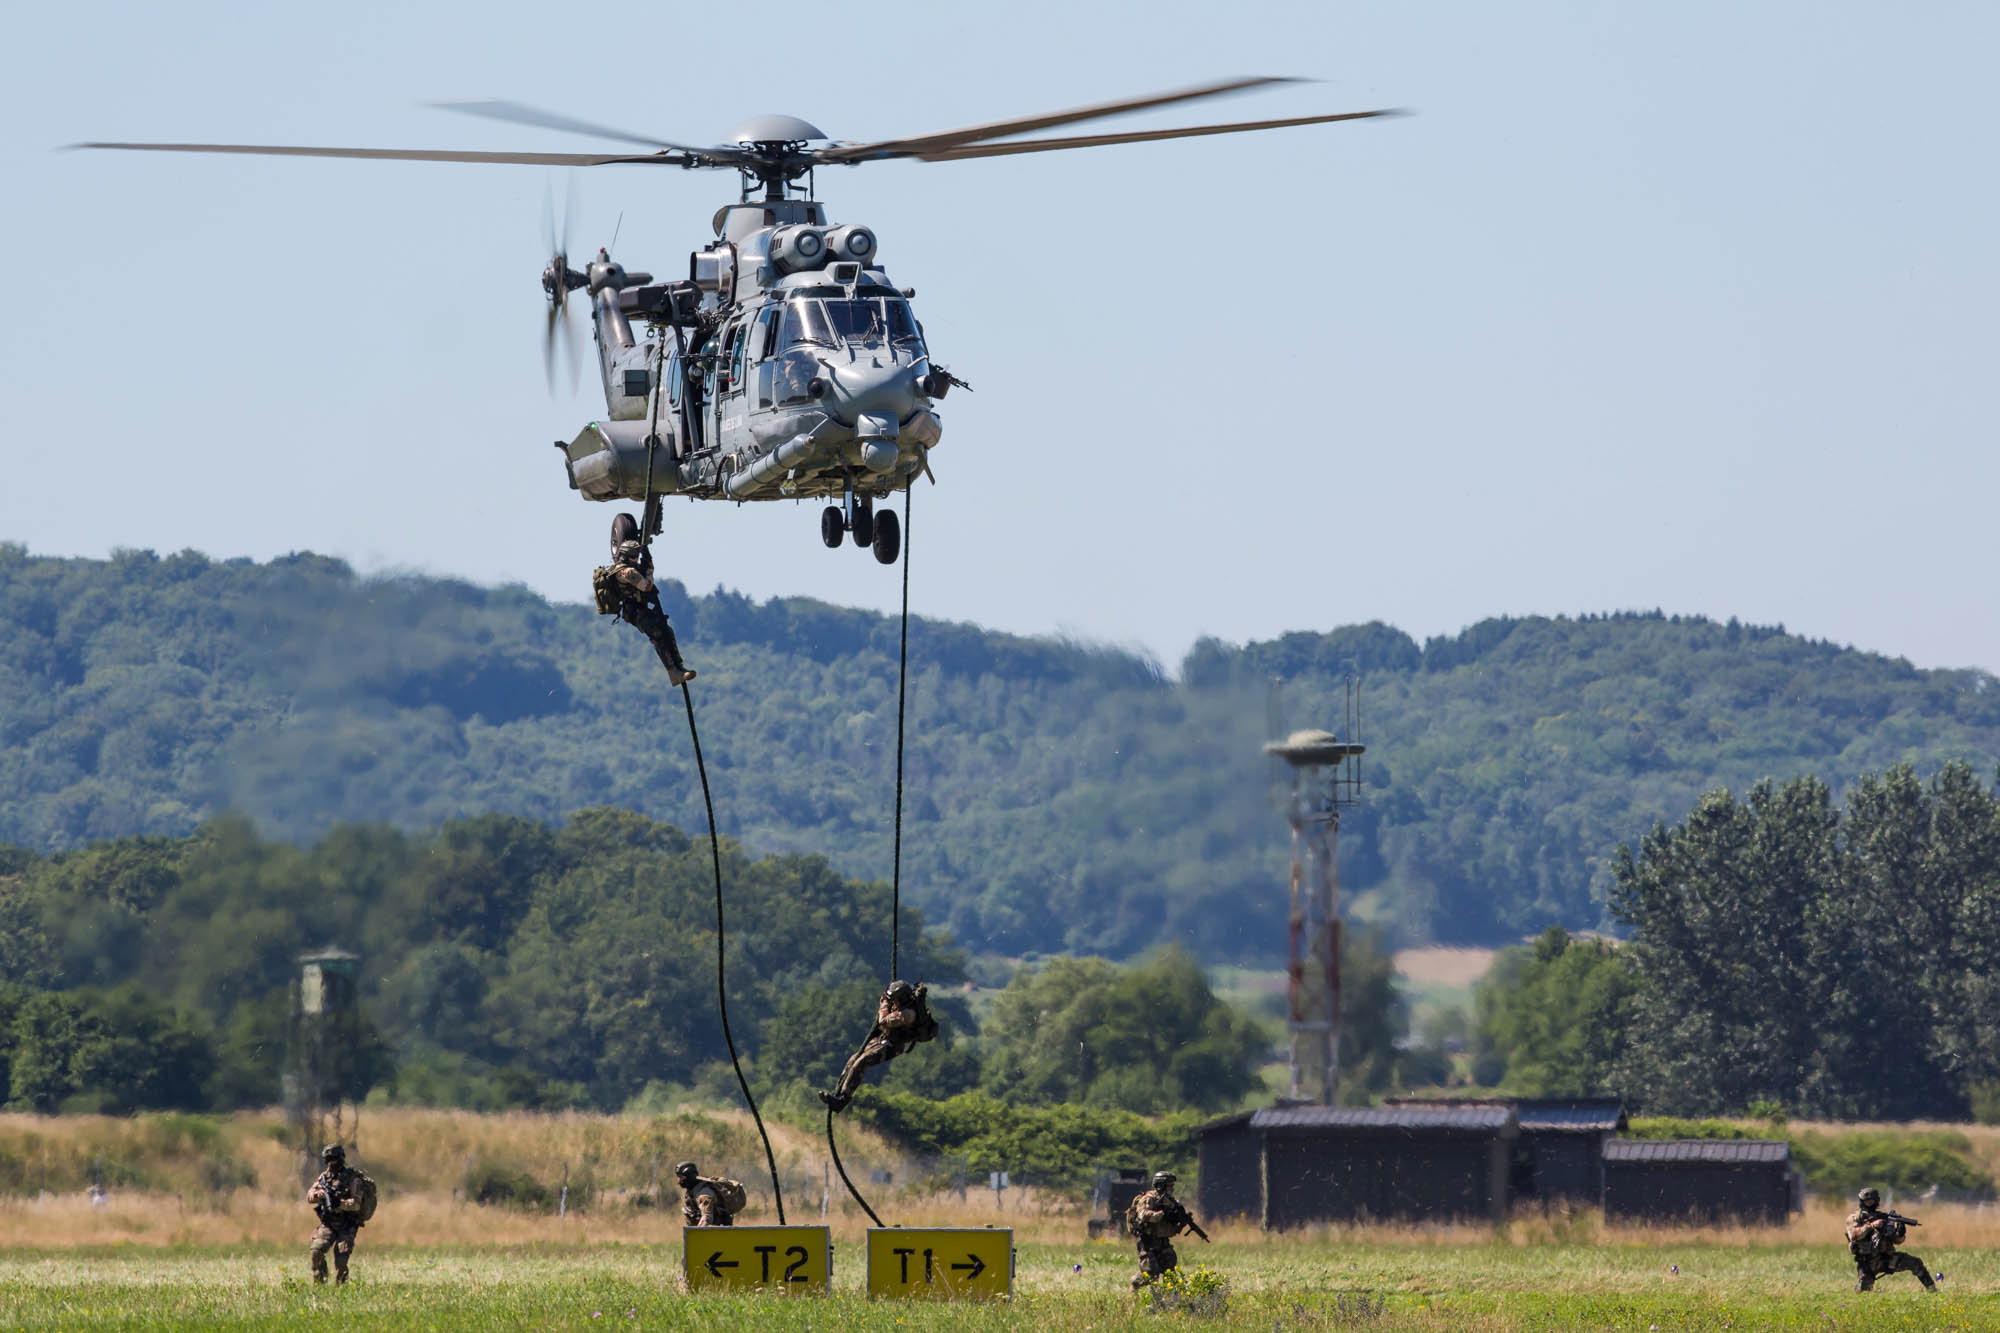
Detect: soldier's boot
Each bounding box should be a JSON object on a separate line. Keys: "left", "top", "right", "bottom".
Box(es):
{"left": 650, "top": 629, "right": 696, "bottom": 685}
{"left": 817, "top": 1089, "right": 852, "bottom": 1112}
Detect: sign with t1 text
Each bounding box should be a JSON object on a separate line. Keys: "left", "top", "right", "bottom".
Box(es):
{"left": 682, "top": 1225, "right": 831, "bottom": 1294}
{"left": 865, "top": 1228, "right": 1014, "bottom": 1299}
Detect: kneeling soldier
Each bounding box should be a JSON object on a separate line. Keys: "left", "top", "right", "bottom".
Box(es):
{"left": 676, "top": 1161, "right": 744, "bottom": 1227}
{"left": 1846, "top": 1187, "right": 1936, "bottom": 1293}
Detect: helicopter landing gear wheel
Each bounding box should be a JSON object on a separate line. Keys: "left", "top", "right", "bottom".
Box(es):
{"left": 851, "top": 499, "right": 876, "bottom": 549}
{"left": 611, "top": 512, "right": 641, "bottom": 546}
{"left": 820, "top": 506, "right": 844, "bottom": 549}
{"left": 871, "top": 509, "right": 901, "bottom": 565}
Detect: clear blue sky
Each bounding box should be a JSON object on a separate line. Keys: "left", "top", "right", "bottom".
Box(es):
{"left": 5, "top": 0, "right": 1995, "bottom": 676}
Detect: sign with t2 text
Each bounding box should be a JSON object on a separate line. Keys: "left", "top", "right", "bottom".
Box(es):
{"left": 682, "top": 1225, "right": 831, "bottom": 1294}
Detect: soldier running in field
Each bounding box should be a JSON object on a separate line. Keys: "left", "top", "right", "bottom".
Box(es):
{"left": 1846, "top": 1187, "right": 1937, "bottom": 1293}
{"left": 675, "top": 1161, "right": 744, "bottom": 1227}
{"left": 306, "top": 1144, "right": 376, "bottom": 1286}
{"left": 818, "top": 980, "right": 937, "bottom": 1112}
{"left": 1126, "top": 1169, "right": 1208, "bottom": 1290}
{"left": 593, "top": 514, "right": 695, "bottom": 685}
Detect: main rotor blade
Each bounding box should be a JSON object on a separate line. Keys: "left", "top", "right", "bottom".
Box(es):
{"left": 911, "top": 108, "right": 1402, "bottom": 161}
{"left": 817, "top": 75, "right": 1300, "bottom": 163}
{"left": 72, "top": 141, "right": 683, "bottom": 167}
{"left": 431, "top": 100, "right": 742, "bottom": 161}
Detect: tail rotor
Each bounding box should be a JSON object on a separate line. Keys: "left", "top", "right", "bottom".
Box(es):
{"left": 540, "top": 180, "right": 586, "bottom": 394}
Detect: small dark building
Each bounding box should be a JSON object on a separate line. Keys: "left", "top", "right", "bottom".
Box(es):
{"left": 1602, "top": 1139, "right": 1798, "bottom": 1226}
{"left": 1196, "top": 1106, "right": 1516, "bottom": 1229}
{"left": 1193, "top": 1111, "right": 1261, "bottom": 1222}
{"left": 1383, "top": 1096, "right": 1626, "bottom": 1207}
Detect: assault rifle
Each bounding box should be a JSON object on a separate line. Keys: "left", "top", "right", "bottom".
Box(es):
{"left": 1166, "top": 1198, "right": 1211, "bottom": 1244}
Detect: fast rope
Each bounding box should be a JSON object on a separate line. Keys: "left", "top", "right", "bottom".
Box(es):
{"left": 827, "top": 480, "right": 916, "bottom": 1226}
{"left": 825, "top": 1104, "right": 884, "bottom": 1228}
{"left": 891, "top": 481, "right": 911, "bottom": 979}
{"left": 682, "top": 682, "right": 786, "bottom": 1225}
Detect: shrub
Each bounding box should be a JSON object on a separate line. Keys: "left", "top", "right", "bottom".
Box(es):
{"left": 1791, "top": 1130, "right": 1994, "bottom": 1201}
{"left": 461, "top": 1159, "right": 551, "bottom": 1210}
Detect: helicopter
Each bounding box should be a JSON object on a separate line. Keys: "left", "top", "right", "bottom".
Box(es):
{"left": 79, "top": 79, "right": 1395, "bottom": 565}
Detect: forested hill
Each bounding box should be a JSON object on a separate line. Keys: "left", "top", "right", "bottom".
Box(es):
{"left": 5, "top": 543, "right": 1998, "bottom": 954}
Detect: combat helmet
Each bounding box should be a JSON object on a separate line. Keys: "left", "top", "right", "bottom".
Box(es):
{"left": 1153, "top": 1170, "right": 1177, "bottom": 1189}
{"left": 321, "top": 1144, "right": 346, "bottom": 1164}
{"left": 675, "top": 1161, "right": 699, "bottom": 1182}
{"left": 1858, "top": 1187, "right": 1882, "bottom": 1208}
{"left": 886, "top": 979, "right": 917, "bottom": 1001}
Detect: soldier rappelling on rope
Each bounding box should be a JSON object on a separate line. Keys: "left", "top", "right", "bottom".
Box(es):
{"left": 593, "top": 513, "right": 695, "bottom": 686}
{"left": 819, "top": 980, "right": 937, "bottom": 1112}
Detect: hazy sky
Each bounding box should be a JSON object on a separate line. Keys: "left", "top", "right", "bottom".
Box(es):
{"left": 4, "top": 0, "right": 1995, "bottom": 676}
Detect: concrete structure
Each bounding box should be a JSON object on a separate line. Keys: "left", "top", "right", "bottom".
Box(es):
{"left": 1602, "top": 1139, "right": 1799, "bottom": 1225}
{"left": 1196, "top": 1105, "right": 1517, "bottom": 1228}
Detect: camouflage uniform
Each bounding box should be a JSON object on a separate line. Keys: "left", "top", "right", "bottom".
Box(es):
{"left": 675, "top": 1161, "right": 736, "bottom": 1227}
{"left": 820, "top": 981, "right": 938, "bottom": 1111}
{"left": 306, "top": 1147, "right": 366, "bottom": 1285}
{"left": 596, "top": 536, "right": 694, "bottom": 684}
{"left": 1846, "top": 1190, "right": 1936, "bottom": 1293}
{"left": 1127, "top": 1172, "right": 1190, "bottom": 1290}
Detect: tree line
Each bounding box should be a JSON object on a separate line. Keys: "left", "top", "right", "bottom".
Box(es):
{"left": 7, "top": 543, "right": 2000, "bottom": 955}
{"left": 1472, "top": 761, "right": 2000, "bottom": 1120}
{"left": 0, "top": 811, "right": 1417, "bottom": 1116}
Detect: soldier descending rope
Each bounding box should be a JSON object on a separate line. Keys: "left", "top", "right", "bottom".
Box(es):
{"left": 1126, "top": 1170, "right": 1209, "bottom": 1290}
{"left": 818, "top": 980, "right": 937, "bottom": 1112}
{"left": 593, "top": 514, "right": 695, "bottom": 685}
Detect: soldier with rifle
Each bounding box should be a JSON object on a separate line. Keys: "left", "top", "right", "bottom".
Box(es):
{"left": 306, "top": 1144, "right": 377, "bottom": 1286}
{"left": 1125, "top": 1170, "right": 1209, "bottom": 1290}
{"left": 1845, "top": 1187, "right": 1937, "bottom": 1293}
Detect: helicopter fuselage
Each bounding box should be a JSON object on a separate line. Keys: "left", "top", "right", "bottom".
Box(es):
{"left": 557, "top": 198, "right": 945, "bottom": 515}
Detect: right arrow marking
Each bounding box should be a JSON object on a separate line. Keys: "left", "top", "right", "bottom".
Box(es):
{"left": 950, "top": 1254, "right": 986, "bottom": 1280}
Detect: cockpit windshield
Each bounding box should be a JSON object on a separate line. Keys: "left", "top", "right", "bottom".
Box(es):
{"left": 781, "top": 297, "right": 921, "bottom": 351}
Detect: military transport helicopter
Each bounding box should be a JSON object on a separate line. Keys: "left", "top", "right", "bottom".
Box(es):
{"left": 80, "top": 79, "right": 1394, "bottom": 564}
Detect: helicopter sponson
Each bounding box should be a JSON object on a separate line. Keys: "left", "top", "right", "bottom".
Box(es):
{"left": 556, "top": 198, "right": 946, "bottom": 511}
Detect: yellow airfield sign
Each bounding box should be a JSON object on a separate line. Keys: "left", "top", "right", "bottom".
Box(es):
{"left": 865, "top": 1228, "right": 1014, "bottom": 1299}
{"left": 682, "top": 1225, "right": 832, "bottom": 1294}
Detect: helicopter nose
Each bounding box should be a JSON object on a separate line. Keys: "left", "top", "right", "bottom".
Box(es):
{"left": 825, "top": 359, "right": 922, "bottom": 424}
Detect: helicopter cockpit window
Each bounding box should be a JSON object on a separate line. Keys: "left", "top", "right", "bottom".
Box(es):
{"left": 783, "top": 298, "right": 923, "bottom": 352}
{"left": 780, "top": 300, "right": 838, "bottom": 349}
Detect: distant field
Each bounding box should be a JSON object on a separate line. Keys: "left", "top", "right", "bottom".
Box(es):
{"left": 1393, "top": 947, "right": 1499, "bottom": 989}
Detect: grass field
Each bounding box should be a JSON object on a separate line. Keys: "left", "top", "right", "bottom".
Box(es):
{"left": 2, "top": 1226, "right": 1994, "bottom": 1331}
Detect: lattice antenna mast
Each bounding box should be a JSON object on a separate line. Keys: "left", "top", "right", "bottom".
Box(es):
{"left": 1264, "top": 684, "right": 1365, "bottom": 1106}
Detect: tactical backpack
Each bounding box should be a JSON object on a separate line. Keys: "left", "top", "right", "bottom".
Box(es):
{"left": 706, "top": 1176, "right": 748, "bottom": 1215}
{"left": 591, "top": 566, "right": 621, "bottom": 615}
{"left": 352, "top": 1171, "right": 379, "bottom": 1224}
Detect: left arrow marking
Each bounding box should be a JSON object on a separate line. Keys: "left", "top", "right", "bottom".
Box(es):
{"left": 705, "top": 1253, "right": 739, "bottom": 1278}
